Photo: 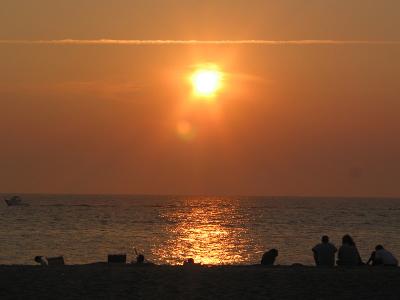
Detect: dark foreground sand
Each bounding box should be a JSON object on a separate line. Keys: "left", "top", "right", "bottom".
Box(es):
{"left": 1, "top": 264, "right": 400, "bottom": 299}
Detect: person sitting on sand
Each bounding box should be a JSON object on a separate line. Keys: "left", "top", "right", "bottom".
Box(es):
{"left": 366, "top": 245, "right": 398, "bottom": 266}
{"left": 261, "top": 249, "right": 278, "bottom": 266}
{"left": 134, "top": 254, "right": 155, "bottom": 265}
{"left": 136, "top": 254, "right": 145, "bottom": 264}
{"left": 183, "top": 258, "right": 200, "bottom": 266}
{"left": 184, "top": 258, "right": 195, "bottom": 265}
{"left": 34, "top": 256, "right": 48, "bottom": 266}
{"left": 312, "top": 235, "right": 337, "bottom": 267}
{"left": 337, "top": 234, "right": 363, "bottom": 266}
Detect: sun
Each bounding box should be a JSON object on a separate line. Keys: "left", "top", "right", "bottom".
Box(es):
{"left": 191, "top": 66, "right": 223, "bottom": 98}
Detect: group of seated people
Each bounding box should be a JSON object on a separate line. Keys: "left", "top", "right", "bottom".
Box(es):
{"left": 261, "top": 234, "right": 399, "bottom": 267}
{"left": 35, "top": 234, "right": 399, "bottom": 267}
{"left": 312, "top": 234, "right": 398, "bottom": 267}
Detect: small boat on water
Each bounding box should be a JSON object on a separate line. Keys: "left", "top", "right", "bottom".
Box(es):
{"left": 4, "top": 195, "right": 29, "bottom": 206}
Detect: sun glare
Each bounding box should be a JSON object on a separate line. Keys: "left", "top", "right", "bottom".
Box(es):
{"left": 191, "top": 66, "right": 223, "bottom": 98}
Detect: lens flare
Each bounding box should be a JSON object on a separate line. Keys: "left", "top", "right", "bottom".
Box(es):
{"left": 177, "top": 121, "right": 196, "bottom": 141}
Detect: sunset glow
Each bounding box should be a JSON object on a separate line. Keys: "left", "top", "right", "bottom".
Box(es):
{"left": 152, "top": 197, "right": 252, "bottom": 265}
{"left": 3, "top": 2, "right": 400, "bottom": 299}
{"left": 191, "top": 67, "right": 223, "bottom": 98}
{"left": 1, "top": 1, "right": 400, "bottom": 197}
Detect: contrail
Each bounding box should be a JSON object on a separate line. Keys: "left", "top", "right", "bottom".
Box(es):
{"left": 0, "top": 39, "right": 400, "bottom": 46}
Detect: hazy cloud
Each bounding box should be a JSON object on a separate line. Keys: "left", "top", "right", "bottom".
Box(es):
{"left": 0, "top": 81, "right": 142, "bottom": 101}
{"left": 1, "top": 39, "right": 400, "bottom": 46}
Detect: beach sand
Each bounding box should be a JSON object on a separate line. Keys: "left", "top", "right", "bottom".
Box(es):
{"left": 1, "top": 264, "right": 400, "bottom": 299}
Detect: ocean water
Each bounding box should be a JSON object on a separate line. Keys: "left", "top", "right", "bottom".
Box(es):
{"left": 1, "top": 194, "right": 400, "bottom": 266}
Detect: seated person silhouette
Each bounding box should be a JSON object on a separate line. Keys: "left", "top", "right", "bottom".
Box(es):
{"left": 337, "top": 234, "right": 363, "bottom": 266}
{"left": 261, "top": 249, "right": 278, "bottom": 266}
{"left": 183, "top": 258, "right": 200, "bottom": 266}
{"left": 134, "top": 254, "right": 155, "bottom": 265}
{"left": 366, "top": 245, "right": 398, "bottom": 266}
{"left": 312, "top": 235, "right": 337, "bottom": 267}
{"left": 136, "top": 254, "right": 145, "bottom": 264}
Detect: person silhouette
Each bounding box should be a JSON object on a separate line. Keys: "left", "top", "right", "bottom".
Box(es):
{"left": 312, "top": 235, "right": 337, "bottom": 267}
{"left": 337, "top": 234, "right": 363, "bottom": 266}
{"left": 261, "top": 249, "right": 278, "bottom": 266}
{"left": 366, "top": 245, "right": 398, "bottom": 266}
{"left": 183, "top": 258, "right": 201, "bottom": 267}
{"left": 136, "top": 254, "right": 145, "bottom": 264}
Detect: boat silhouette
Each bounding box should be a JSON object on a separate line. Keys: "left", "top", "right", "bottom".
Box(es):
{"left": 4, "top": 196, "right": 29, "bottom": 206}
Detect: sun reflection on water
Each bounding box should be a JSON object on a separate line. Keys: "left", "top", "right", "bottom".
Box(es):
{"left": 153, "top": 197, "right": 253, "bottom": 265}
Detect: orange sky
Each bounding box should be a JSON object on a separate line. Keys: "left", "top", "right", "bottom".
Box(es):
{"left": 1, "top": 1, "right": 400, "bottom": 196}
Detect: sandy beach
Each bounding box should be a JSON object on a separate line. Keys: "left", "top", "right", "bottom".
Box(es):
{"left": 1, "top": 264, "right": 400, "bottom": 299}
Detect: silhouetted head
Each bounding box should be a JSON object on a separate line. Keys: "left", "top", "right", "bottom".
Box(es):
{"left": 375, "top": 245, "right": 384, "bottom": 251}
{"left": 187, "top": 258, "right": 194, "bottom": 264}
{"left": 322, "top": 235, "right": 329, "bottom": 243}
{"left": 136, "top": 254, "right": 145, "bottom": 264}
{"left": 261, "top": 249, "right": 279, "bottom": 266}
{"left": 34, "top": 256, "right": 43, "bottom": 263}
{"left": 269, "top": 249, "right": 279, "bottom": 257}
{"left": 342, "top": 234, "right": 355, "bottom": 246}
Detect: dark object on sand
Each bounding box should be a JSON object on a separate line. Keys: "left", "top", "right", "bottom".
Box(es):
{"left": 47, "top": 256, "right": 65, "bottom": 266}
{"left": 108, "top": 254, "right": 127, "bottom": 264}
{"left": 34, "top": 256, "right": 48, "bottom": 266}
{"left": 261, "top": 249, "right": 278, "bottom": 266}
{"left": 291, "top": 263, "right": 304, "bottom": 267}
{"left": 312, "top": 235, "right": 337, "bottom": 267}
{"left": 34, "top": 256, "right": 65, "bottom": 266}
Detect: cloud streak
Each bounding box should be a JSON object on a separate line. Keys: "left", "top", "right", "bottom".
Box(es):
{"left": 1, "top": 39, "right": 400, "bottom": 46}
